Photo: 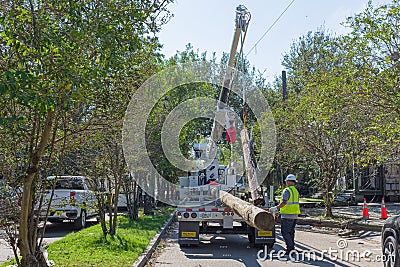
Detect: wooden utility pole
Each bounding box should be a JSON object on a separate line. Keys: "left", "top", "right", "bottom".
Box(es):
{"left": 220, "top": 191, "right": 274, "bottom": 231}
{"left": 240, "top": 128, "right": 264, "bottom": 206}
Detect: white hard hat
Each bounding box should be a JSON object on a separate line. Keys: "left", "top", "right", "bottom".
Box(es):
{"left": 285, "top": 174, "right": 296, "bottom": 182}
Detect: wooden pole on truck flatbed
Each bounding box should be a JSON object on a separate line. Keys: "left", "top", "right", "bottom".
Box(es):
{"left": 219, "top": 191, "right": 274, "bottom": 231}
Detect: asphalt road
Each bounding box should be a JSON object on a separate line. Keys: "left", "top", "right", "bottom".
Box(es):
{"left": 1, "top": 206, "right": 392, "bottom": 266}
{"left": 147, "top": 222, "right": 384, "bottom": 267}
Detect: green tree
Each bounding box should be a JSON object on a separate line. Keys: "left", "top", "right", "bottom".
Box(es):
{"left": 343, "top": 0, "right": 400, "bottom": 162}
{"left": 276, "top": 30, "right": 358, "bottom": 217}
{"left": 0, "top": 0, "right": 171, "bottom": 265}
{"left": 145, "top": 45, "right": 264, "bottom": 186}
{"left": 276, "top": 72, "right": 361, "bottom": 217}
{"left": 274, "top": 0, "right": 400, "bottom": 216}
{"left": 282, "top": 29, "right": 336, "bottom": 94}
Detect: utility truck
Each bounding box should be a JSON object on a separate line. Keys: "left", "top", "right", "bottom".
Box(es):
{"left": 176, "top": 5, "right": 276, "bottom": 248}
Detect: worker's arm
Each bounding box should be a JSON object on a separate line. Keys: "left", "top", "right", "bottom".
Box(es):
{"left": 275, "top": 199, "right": 288, "bottom": 209}
{"left": 270, "top": 189, "right": 289, "bottom": 212}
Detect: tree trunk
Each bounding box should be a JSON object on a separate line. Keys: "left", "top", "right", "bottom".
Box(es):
{"left": 109, "top": 182, "right": 120, "bottom": 237}
{"left": 19, "top": 110, "right": 54, "bottom": 267}
{"left": 143, "top": 193, "right": 153, "bottom": 215}
{"left": 19, "top": 174, "right": 36, "bottom": 267}
{"left": 324, "top": 191, "right": 334, "bottom": 217}
{"left": 98, "top": 197, "right": 108, "bottom": 238}
{"left": 133, "top": 183, "right": 141, "bottom": 221}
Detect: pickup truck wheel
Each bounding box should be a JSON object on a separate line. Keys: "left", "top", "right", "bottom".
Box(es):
{"left": 73, "top": 210, "right": 86, "bottom": 230}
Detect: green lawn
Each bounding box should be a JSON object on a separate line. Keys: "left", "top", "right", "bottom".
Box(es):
{"left": 1, "top": 208, "right": 174, "bottom": 267}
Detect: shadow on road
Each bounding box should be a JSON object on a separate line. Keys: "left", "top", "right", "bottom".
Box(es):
{"left": 42, "top": 220, "right": 97, "bottom": 238}
{"left": 180, "top": 234, "right": 263, "bottom": 267}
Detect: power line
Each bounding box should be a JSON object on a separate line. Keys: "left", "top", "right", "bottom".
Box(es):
{"left": 246, "top": 0, "right": 296, "bottom": 57}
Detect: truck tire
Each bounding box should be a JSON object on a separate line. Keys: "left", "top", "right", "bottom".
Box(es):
{"left": 73, "top": 210, "right": 86, "bottom": 230}
{"left": 383, "top": 235, "right": 400, "bottom": 267}
{"left": 248, "top": 231, "right": 255, "bottom": 244}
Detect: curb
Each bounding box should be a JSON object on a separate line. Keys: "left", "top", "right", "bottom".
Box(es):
{"left": 133, "top": 210, "right": 176, "bottom": 267}
{"left": 296, "top": 217, "right": 383, "bottom": 232}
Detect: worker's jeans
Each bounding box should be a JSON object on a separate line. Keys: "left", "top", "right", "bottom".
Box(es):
{"left": 281, "top": 218, "right": 297, "bottom": 252}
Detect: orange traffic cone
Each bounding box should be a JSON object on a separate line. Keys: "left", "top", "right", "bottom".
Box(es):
{"left": 381, "top": 197, "right": 388, "bottom": 219}
{"left": 362, "top": 198, "right": 369, "bottom": 220}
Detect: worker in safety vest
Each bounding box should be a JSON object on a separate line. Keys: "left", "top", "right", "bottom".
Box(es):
{"left": 270, "top": 174, "right": 301, "bottom": 256}
{"left": 193, "top": 133, "right": 203, "bottom": 159}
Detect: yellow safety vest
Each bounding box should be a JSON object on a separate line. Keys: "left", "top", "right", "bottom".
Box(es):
{"left": 193, "top": 137, "right": 203, "bottom": 144}
{"left": 280, "top": 186, "right": 300, "bottom": 215}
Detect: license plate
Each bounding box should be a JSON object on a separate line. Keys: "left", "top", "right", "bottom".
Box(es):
{"left": 258, "top": 231, "right": 273, "bottom": 237}
{"left": 181, "top": 231, "right": 196, "bottom": 238}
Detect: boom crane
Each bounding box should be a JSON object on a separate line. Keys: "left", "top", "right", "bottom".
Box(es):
{"left": 211, "top": 5, "right": 250, "bottom": 142}
{"left": 176, "top": 5, "right": 275, "bottom": 248}
{"left": 210, "top": 5, "right": 264, "bottom": 206}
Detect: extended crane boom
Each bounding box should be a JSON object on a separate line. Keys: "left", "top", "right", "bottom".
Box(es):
{"left": 177, "top": 5, "right": 275, "bottom": 247}
{"left": 211, "top": 5, "right": 250, "bottom": 142}
{"left": 210, "top": 5, "right": 264, "bottom": 206}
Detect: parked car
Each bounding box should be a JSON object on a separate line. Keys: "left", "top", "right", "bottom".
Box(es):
{"left": 334, "top": 190, "right": 356, "bottom": 205}
{"left": 381, "top": 214, "right": 400, "bottom": 267}
{"left": 310, "top": 191, "right": 323, "bottom": 199}
{"left": 41, "top": 176, "right": 97, "bottom": 229}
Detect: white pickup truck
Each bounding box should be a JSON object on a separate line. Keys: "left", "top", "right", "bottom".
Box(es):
{"left": 42, "top": 176, "right": 97, "bottom": 229}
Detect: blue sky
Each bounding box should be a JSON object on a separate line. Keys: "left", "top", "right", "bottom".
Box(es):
{"left": 158, "top": 0, "right": 392, "bottom": 83}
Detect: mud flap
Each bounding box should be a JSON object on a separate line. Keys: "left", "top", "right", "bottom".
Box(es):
{"left": 178, "top": 221, "right": 200, "bottom": 246}
{"left": 248, "top": 226, "right": 275, "bottom": 247}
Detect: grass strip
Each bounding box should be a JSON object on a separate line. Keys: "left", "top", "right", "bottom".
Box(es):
{"left": 1, "top": 208, "right": 174, "bottom": 267}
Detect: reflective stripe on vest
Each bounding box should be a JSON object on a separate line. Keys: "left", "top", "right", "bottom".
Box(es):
{"left": 280, "top": 186, "right": 301, "bottom": 215}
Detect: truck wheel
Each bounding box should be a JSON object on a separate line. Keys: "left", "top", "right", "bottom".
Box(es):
{"left": 248, "top": 232, "right": 255, "bottom": 244}
{"left": 383, "top": 236, "right": 400, "bottom": 267}
{"left": 74, "top": 210, "right": 86, "bottom": 230}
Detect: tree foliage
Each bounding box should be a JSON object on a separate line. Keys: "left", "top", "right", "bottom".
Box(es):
{"left": 0, "top": 0, "right": 171, "bottom": 266}
{"left": 343, "top": 0, "right": 400, "bottom": 161}
{"left": 273, "top": 0, "right": 399, "bottom": 216}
